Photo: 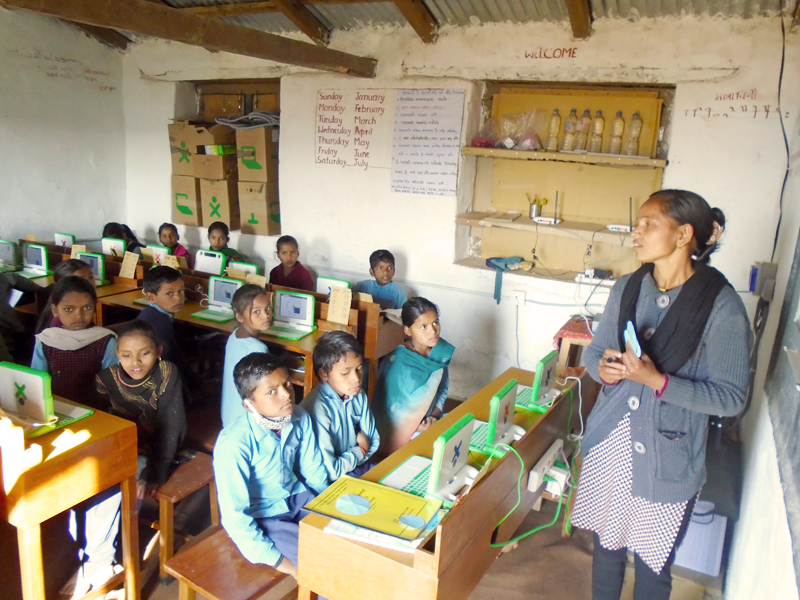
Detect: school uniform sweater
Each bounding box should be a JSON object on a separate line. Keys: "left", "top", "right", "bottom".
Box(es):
{"left": 583, "top": 272, "right": 750, "bottom": 504}
{"left": 352, "top": 280, "right": 407, "bottom": 310}
{"left": 269, "top": 262, "right": 314, "bottom": 292}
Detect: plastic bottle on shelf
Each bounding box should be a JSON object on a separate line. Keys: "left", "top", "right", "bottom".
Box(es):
{"left": 560, "top": 109, "right": 579, "bottom": 152}
{"left": 608, "top": 111, "right": 624, "bottom": 154}
{"left": 575, "top": 109, "right": 591, "bottom": 151}
{"left": 623, "top": 112, "right": 643, "bottom": 156}
{"left": 587, "top": 110, "right": 604, "bottom": 153}
{"left": 544, "top": 109, "right": 561, "bottom": 152}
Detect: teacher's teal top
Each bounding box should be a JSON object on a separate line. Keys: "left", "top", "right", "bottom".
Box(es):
{"left": 372, "top": 338, "right": 454, "bottom": 453}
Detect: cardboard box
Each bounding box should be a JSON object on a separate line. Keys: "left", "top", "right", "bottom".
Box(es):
{"left": 168, "top": 121, "right": 197, "bottom": 176}
{"left": 201, "top": 176, "right": 240, "bottom": 230}
{"left": 193, "top": 154, "right": 237, "bottom": 180}
{"left": 238, "top": 182, "right": 280, "bottom": 236}
{"left": 171, "top": 175, "right": 202, "bottom": 227}
{"left": 168, "top": 121, "right": 236, "bottom": 176}
{"left": 236, "top": 127, "right": 279, "bottom": 183}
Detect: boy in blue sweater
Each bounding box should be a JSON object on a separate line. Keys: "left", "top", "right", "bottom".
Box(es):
{"left": 352, "top": 249, "right": 407, "bottom": 310}
{"left": 214, "top": 353, "right": 329, "bottom": 579}
{"left": 137, "top": 266, "right": 198, "bottom": 391}
{"left": 300, "top": 331, "right": 380, "bottom": 483}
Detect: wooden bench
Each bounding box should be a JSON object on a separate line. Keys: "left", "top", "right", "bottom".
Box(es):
{"left": 154, "top": 452, "right": 220, "bottom": 578}
{"left": 164, "top": 526, "right": 297, "bottom": 600}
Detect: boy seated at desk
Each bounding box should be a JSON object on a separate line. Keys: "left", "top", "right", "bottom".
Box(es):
{"left": 352, "top": 249, "right": 407, "bottom": 310}
{"left": 137, "top": 266, "right": 199, "bottom": 392}
{"left": 300, "top": 331, "right": 380, "bottom": 483}
{"left": 213, "top": 353, "right": 329, "bottom": 580}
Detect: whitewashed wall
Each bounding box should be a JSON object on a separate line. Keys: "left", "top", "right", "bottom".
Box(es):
{"left": 0, "top": 9, "right": 125, "bottom": 242}
{"left": 121, "top": 16, "right": 799, "bottom": 599}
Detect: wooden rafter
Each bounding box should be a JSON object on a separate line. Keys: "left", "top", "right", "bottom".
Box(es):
{"left": 271, "top": 0, "right": 330, "bottom": 46}
{"left": 179, "top": 0, "right": 385, "bottom": 18}
{"left": 392, "top": 0, "right": 437, "bottom": 43}
{"left": 564, "top": 0, "right": 591, "bottom": 38}
{"left": 0, "top": 0, "right": 377, "bottom": 77}
{"left": 69, "top": 22, "right": 129, "bottom": 50}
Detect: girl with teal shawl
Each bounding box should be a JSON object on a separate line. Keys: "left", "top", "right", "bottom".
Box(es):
{"left": 372, "top": 297, "right": 455, "bottom": 453}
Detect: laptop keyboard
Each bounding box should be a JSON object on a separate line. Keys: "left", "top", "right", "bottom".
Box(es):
{"left": 193, "top": 310, "right": 233, "bottom": 322}
{"left": 267, "top": 326, "right": 301, "bottom": 335}
{"left": 516, "top": 385, "right": 535, "bottom": 408}
{"left": 471, "top": 423, "right": 489, "bottom": 449}
{"left": 401, "top": 465, "right": 431, "bottom": 496}
{"left": 53, "top": 411, "right": 81, "bottom": 428}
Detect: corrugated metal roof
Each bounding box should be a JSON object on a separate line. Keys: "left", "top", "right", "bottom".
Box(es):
{"left": 164, "top": 0, "right": 785, "bottom": 37}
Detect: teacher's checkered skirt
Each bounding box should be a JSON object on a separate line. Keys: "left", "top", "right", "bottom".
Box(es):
{"left": 571, "top": 413, "right": 689, "bottom": 573}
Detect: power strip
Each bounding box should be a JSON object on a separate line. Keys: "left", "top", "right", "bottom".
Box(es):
{"left": 527, "top": 439, "right": 564, "bottom": 494}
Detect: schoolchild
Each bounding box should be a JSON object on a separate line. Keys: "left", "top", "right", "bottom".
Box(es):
{"left": 268, "top": 235, "right": 314, "bottom": 292}
{"left": 352, "top": 249, "right": 407, "bottom": 309}
{"left": 207, "top": 221, "right": 243, "bottom": 265}
{"left": 158, "top": 222, "right": 194, "bottom": 269}
{"left": 35, "top": 258, "right": 94, "bottom": 333}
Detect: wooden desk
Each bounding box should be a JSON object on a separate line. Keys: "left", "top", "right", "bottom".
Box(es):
{"left": 297, "top": 367, "right": 598, "bottom": 600}
{"left": 96, "top": 289, "right": 332, "bottom": 395}
{"left": 0, "top": 407, "right": 140, "bottom": 600}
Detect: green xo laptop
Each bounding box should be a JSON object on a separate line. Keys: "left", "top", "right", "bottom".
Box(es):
{"left": 192, "top": 276, "right": 242, "bottom": 323}
{"left": 470, "top": 379, "right": 526, "bottom": 458}
{"left": 263, "top": 290, "right": 318, "bottom": 341}
{"left": 516, "top": 350, "right": 562, "bottom": 413}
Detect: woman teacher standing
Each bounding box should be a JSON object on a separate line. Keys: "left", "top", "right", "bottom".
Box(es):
{"left": 571, "top": 190, "right": 751, "bottom": 600}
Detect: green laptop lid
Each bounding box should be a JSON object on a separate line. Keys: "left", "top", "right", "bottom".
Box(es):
{"left": 0, "top": 362, "right": 54, "bottom": 423}
{"left": 427, "top": 412, "right": 476, "bottom": 496}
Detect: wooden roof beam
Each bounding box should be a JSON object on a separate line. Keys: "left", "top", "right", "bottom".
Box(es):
{"left": 564, "top": 0, "right": 592, "bottom": 38}
{"left": 69, "top": 22, "right": 129, "bottom": 50}
{"left": 0, "top": 0, "right": 377, "bottom": 77}
{"left": 392, "top": 0, "right": 437, "bottom": 43}
{"left": 179, "top": 0, "right": 385, "bottom": 19}
{"left": 271, "top": 0, "right": 330, "bottom": 46}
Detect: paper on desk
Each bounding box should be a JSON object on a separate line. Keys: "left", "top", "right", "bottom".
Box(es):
{"left": 139, "top": 246, "right": 154, "bottom": 262}
{"left": 381, "top": 308, "right": 402, "bottom": 325}
{"left": 7, "top": 289, "right": 23, "bottom": 307}
{"left": 119, "top": 252, "right": 139, "bottom": 279}
{"left": 227, "top": 267, "right": 247, "bottom": 281}
{"left": 328, "top": 287, "right": 352, "bottom": 325}
{"left": 353, "top": 292, "right": 373, "bottom": 303}
{"left": 162, "top": 254, "right": 180, "bottom": 269}
{"left": 177, "top": 256, "right": 189, "bottom": 269}
{"left": 25, "top": 233, "right": 36, "bottom": 242}
{"left": 245, "top": 273, "right": 267, "bottom": 288}
{"left": 70, "top": 244, "right": 86, "bottom": 259}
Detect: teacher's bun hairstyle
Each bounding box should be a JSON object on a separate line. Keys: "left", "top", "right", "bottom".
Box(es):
{"left": 649, "top": 189, "right": 725, "bottom": 264}
{"left": 401, "top": 297, "right": 439, "bottom": 328}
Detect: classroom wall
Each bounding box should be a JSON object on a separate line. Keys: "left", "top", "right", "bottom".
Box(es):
{"left": 121, "top": 17, "right": 798, "bottom": 598}
{"left": 0, "top": 9, "right": 126, "bottom": 243}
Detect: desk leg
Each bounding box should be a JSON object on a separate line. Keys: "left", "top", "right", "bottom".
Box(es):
{"left": 298, "top": 586, "right": 318, "bottom": 600}
{"left": 17, "top": 524, "right": 46, "bottom": 600}
{"left": 121, "top": 475, "right": 141, "bottom": 600}
{"left": 95, "top": 303, "right": 106, "bottom": 326}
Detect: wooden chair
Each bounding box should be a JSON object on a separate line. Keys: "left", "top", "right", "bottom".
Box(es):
{"left": 154, "top": 452, "right": 220, "bottom": 578}
{"left": 164, "top": 526, "right": 297, "bottom": 600}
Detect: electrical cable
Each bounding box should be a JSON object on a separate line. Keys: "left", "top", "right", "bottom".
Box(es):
{"left": 214, "top": 112, "right": 280, "bottom": 129}
{"left": 515, "top": 303, "right": 521, "bottom": 368}
{"left": 583, "top": 274, "right": 609, "bottom": 317}
{"left": 770, "top": 5, "right": 790, "bottom": 262}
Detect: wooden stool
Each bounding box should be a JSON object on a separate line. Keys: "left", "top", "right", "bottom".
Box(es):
{"left": 154, "top": 452, "right": 220, "bottom": 578}
{"left": 164, "top": 526, "right": 297, "bottom": 600}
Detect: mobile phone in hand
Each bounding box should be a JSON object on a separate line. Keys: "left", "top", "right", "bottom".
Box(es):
{"left": 624, "top": 320, "right": 642, "bottom": 358}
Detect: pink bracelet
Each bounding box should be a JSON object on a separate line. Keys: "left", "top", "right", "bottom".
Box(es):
{"left": 654, "top": 374, "right": 670, "bottom": 398}
{"left": 600, "top": 377, "right": 619, "bottom": 386}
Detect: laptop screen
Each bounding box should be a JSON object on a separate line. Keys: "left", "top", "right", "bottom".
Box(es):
{"left": 0, "top": 241, "right": 14, "bottom": 264}
{"left": 24, "top": 245, "right": 44, "bottom": 268}
{"left": 432, "top": 414, "right": 475, "bottom": 493}
{"left": 79, "top": 254, "right": 103, "bottom": 279}
{"left": 278, "top": 293, "right": 309, "bottom": 322}
{"left": 211, "top": 279, "right": 241, "bottom": 305}
{"left": 533, "top": 351, "right": 558, "bottom": 401}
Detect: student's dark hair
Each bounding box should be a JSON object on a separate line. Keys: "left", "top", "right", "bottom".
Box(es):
{"left": 54, "top": 259, "right": 92, "bottom": 282}
{"left": 121, "top": 224, "right": 141, "bottom": 245}
{"left": 276, "top": 235, "right": 298, "bottom": 252}
{"left": 401, "top": 297, "right": 439, "bottom": 328}
{"left": 102, "top": 222, "right": 125, "bottom": 239}
{"left": 232, "top": 284, "right": 269, "bottom": 316}
{"left": 234, "top": 352, "right": 286, "bottom": 400}
{"left": 313, "top": 331, "right": 364, "bottom": 377}
{"left": 649, "top": 189, "right": 726, "bottom": 264}
{"left": 36, "top": 259, "right": 94, "bottom": 333}
{"left": 369, "top": 249, "right": 395, "bottom": 270}
{"left": 115, "top": 319, "right": 161, "bottom": 348}
{"left": 51, "top": 276, "right": 97, "bottom": 306}
{"left": 207, "top": 221, "right": 229, "bottom": 238}
{"left": 143, "top": 266, "right": 183, "bottom": 294}
{"left": 159, "top": 222, "right": 178, "bottom": 236}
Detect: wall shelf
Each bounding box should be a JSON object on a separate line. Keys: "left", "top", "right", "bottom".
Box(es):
{"left": 457, "top": 211, "right": 634, "bottom": 247}
{"left": 462, "top": 146, "right": 667, "bottom": 169}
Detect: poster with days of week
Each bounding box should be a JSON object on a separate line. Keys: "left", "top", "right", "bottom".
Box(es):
{"left": 314, "top": 88, "right": 466, "bottom": 197}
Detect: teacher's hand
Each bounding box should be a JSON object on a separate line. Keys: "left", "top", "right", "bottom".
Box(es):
{"left": 598, "top": 348, "right": 626, "bottom": 385}
{"left": 620, "top": 343, "right": 667, "bottom": 391}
